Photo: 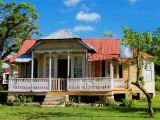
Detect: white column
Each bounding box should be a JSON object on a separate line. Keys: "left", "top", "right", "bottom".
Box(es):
{"left": 86, "top": 50, "right": 88, "bottom": 77}
{"left": 67, "top": 52, "right": 70, "bottom": 78}
{"left": 89, "top": 62, "right": 92, "bottom": 77}
{"left": 110, "top": 62, "right": 114, "bottom": 89}
{"left": 128, "top": 63, "right": 131, "bottom": 89}
{"left": 116, "top": 64, "right": 119, "bottom": 78}
{"left": 31, "top": 51, "right": 34, "bottom": 78}
{"left": 71, "top": 55, "right": 74, "bottom": 78}
{"left": 49, "top": 55, "right": 52, "bottom": 91}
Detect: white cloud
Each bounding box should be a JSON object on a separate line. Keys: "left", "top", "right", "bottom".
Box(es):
{"left": 76, "top": 11, "right": 101, "bottom": 22}
{"left": 72, "top": 25, "right": 94, "bottom": 32}
{"left": 128, "top": 0, "right": 139, "bottom": 4}
{"left": 64, "top": 0, "right": 81, "bottom": 7}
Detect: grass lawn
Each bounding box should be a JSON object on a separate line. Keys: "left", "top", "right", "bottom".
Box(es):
{"left": 0, "top": 93, "right": 160, "bottom": 120}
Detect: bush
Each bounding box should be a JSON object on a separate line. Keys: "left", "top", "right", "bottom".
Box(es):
{"left": 121, "top": 98, "right": 134, "bottom": 108}
{"left": 102, "top": 96, "right": 115, "bottom": 106}
{"left": 19, "top": 96, "right": 27, "bottom": 103}
{"left": 65, "top": 97, "right": 76, "bottom": 107}
{"left": 14, "top": 97, "right": 20, "bottom": 102}
{"left": 155, "top": 75, "right": 160, "bottom": 91}
{"left": 26, "top": 97, "right": 33, "bottom": 103}
{"left": 7, "top": 98, "right": 13, "bottom": 103}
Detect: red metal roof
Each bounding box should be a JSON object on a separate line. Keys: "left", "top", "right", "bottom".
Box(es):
{"left": 84, "top": 38, "right": 120, "bottom": 61}
{"left": 7, "top": 38, "right": 153, "bottom": 63}
{"left": 9, "top": 39, "right": 37, "bottom": 62}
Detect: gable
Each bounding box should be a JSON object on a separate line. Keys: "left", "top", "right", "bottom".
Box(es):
{"left": 34, "top": 40, "right": 87, "bottom": 53}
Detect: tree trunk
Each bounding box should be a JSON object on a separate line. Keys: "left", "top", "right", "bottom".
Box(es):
{"left": 132, "top": 82, "right": 154, "bottom": 117}
{"left": 135, "top": 49, "right": 154, "bottom": 117}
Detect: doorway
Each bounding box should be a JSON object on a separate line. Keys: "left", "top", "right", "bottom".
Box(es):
{"left": 58, "top": 59, "right": 68, "bottom": 78}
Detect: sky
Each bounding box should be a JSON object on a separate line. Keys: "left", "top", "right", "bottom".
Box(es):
{"left": 2, "top": 0, "right": 160, "bottom": 38}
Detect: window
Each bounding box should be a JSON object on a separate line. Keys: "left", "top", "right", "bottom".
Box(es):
{"left": 45, "top": 57, "right": 55, "bottom": 78}
{"left": 74, "top": 56, "right": 82, "bottom": 78}
{"left": 145, "top": 62, "right": 152, "bottom": 70}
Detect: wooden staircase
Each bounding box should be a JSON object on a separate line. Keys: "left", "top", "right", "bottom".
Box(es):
{"left": 41, "top": 95, "right": 66, "bottom": 107}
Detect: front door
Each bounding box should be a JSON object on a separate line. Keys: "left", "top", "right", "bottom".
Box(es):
{"left": 58, "top": 59, "right": 68, "bottom": 78}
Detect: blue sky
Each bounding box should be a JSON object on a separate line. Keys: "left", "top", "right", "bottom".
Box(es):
{"left": 3, "top": 0, "right": 160, "bottom": 38}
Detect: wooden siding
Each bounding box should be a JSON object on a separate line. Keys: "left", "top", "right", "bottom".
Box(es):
{"left": 34, "top": 41, "right": 86, "bottom": 53}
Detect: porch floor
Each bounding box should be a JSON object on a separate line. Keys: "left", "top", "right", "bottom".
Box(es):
{"left": 8, "top": 89, "right": 131, "bottom": 96}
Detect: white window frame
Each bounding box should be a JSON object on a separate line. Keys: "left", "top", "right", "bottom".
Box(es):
{"left": 71, "top": 54, "right": 85, "bottom": 78}
{"left": 143, "top": 60, "right": 153, "bottom": 81}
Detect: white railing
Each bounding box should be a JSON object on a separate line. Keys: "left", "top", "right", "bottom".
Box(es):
{"left": 9, "top": 77, "right": 125, "bottom": 92}
{"left": 67, "top": 77, "right": 124, "bottom": 91}
{"left": 9, "top": 78, "right": 49, "bottom": 92}
{"left": 113, "top": 79, "right": 124, "bottom": 89}
{"left": 51, "top": 78, "right": 67, "bottom": 91}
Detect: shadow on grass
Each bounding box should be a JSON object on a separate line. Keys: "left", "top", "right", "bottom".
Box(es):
{"left": 9, "top": 106, "right": 160, "bottom": 120}
{"left": 26, "top": 112, "right": 85, "bottom": 120}
{"left": 25, "top": 111, "right": 148, "bottom": 120}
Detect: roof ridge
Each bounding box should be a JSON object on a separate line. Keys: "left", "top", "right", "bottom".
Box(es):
{"left": 41, "top": 28, "right": 80, "bottom": 39}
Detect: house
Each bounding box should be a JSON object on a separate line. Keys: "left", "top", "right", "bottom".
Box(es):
{"left": 8, "top": 29, "right": 155, "bottom": 105}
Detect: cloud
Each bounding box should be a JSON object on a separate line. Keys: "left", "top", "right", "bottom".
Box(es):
{"left": 128, "top": 0, "right": 139, "bottom": 4}
{"left": 64, "top": 0, "right": 81, "bottom": 7}
{"left": 76, "top": 11, "right": 101, "bottom": 22}
{"left": 72, "top": 25, "right": 94, "bottom": 32}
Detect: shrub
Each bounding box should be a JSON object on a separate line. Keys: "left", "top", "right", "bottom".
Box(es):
{"left": 7, "top": 98, "right": 13, "bottom": 103}
{"left": 19, "top": 96, "right": 27, "bottom": 103}
{"left": 121, "top": 98, "right": 134, "bottom": 108}
{"left": 26, "top": 97, "right": 33, "bottom": 103}
{"left": 155, "top": 75, "right": 160, "bottom": 91}
{"left": 65, "top": 97, "right": 76, "bottom": 107}
{"left": 14, "top": 97, "right": 20, "bottom": 102}
{"left": 101, "top": 96, "right": 115, "bottom": 106}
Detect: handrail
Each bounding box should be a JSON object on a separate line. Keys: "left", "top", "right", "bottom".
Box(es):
{"left": 9, "top": 77, "right": 125, "bottom": 92}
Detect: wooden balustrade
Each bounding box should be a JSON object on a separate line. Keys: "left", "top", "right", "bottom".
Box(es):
{"left": 67, "top": 77, "right": 114, "bottom": 91}
{"left": 51, "top": 78, "right": 67, "bottom": 91}
{"left": 9, "top": 77, "right": 125, "bottom": 92}
{"left": 9, "top": 78, "right": 50, "bottom": 92}
{"left": 113, "top": 79, "right": 124, "bottom": 89}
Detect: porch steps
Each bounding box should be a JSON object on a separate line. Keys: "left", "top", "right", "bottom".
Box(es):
{"left": 41, "top": 95, "right": 66, "bottom": 107}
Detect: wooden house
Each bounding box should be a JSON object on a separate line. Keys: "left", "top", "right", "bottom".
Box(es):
{"left": 7, "top": 29, "right": 155, "bottom": 105}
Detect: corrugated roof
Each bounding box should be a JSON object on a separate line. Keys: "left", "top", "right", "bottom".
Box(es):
{"left": 9, "top": 39, "right": 37, "bottom": 62}
{"left": 41, "top": 29, "right": 80, "bottom": 40}
{"left": 84, "top": 38, "right": 121, "bottom": 61}
{"left": 8, "top": 37, "right": 153, "bottom": 63}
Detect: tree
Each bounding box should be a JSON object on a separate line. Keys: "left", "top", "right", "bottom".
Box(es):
{"left": 0, "top": 1, "right": 38, "bottom": 60}
{"left": 122, "top": 27, "right": 154, "bottom": 117}
{"left": 104, "top": 32, "right": 112, "bottom": 38}
{"left": 147, "top": 27, "right": 160, "bottom": 74}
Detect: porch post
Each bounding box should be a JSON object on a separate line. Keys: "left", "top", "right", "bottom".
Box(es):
{"left": 86, "top": 50, "right": 88, "bottom": 77}
{"left": 67, "top": 52, "right": 70, "bottom": 78}
{"left": 31, "top": 51, "right": 34, "bottom": 78}
{"left": 110, "top": 62, "right": 114, "bottom": 89}
{"left": 128, "top": 62, "right": 131, "bottom": 89}
{"left": 49, "top": 54, "right": 52, "bottom": 91}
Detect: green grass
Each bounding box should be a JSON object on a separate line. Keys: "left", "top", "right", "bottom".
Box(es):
{"left": 155, "top": 75, "right": 160, "bottom": 91}
{"left": 0, "top": 93, "right": 160, "bottom": 120}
